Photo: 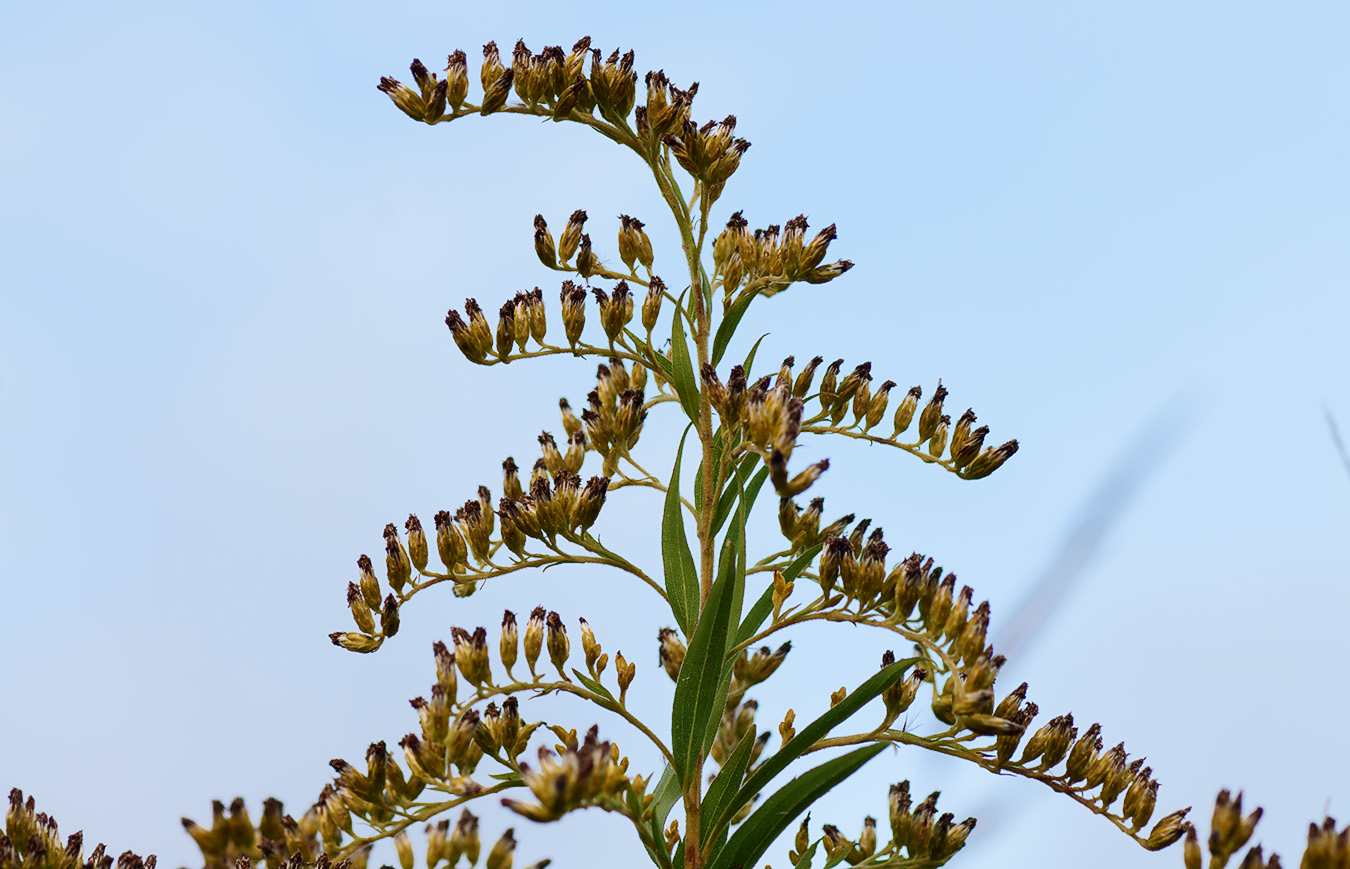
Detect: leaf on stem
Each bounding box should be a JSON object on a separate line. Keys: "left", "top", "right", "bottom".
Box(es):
{"left": 670, "top": 291, "right": 700, "bottom": 421}
{"left": 662, "top": 426, "right": 700, "bottom": 636}
{"left": 671, "top": 520, "right": 741, "bottom": 785}
{"left": 711, "top": 291, "right": 756, "bottom": 367}
{"left": 710, "top": 658, "right": 918, "bottom": 838}
{"left": 708, "top": 744, "right": 888, "bottom": 869}
{"left": 699, "top": 731, "right": 756, "bottom": 846}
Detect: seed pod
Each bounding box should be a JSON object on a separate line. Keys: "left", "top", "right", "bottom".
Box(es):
{"left": 917, "top": 383, "right": 948, "bottom": 443}
{"left": 495, "top": 300, "right": 517, "bottom": 359}
{"left": 512, "top": 292, "right": 531, "bottom": 351}
{"left": 615, "top": 650, "right": 635, "bottom": 701}
{"left": 892, "top": 386, "right": 921, "bottom": 437}
{"left": 481, "top": 68, "right": 514, "bottom": 115}
{"left": 927, "top": 415, "right": 951, "bottom": 458}
{"left": 378, "top": 77, "right": 427, "bottom": 121}
{"left": 434, "top": 510, "right": 469, "bottom": 572}
{"left": 357, "top": 553, "right": 382, "bottom": 608}
{"left": 575, "top": 234, "right": 597, "bottom": 280}
{"left": 560, "top": 281, "right": 587, "bottom": 347}
{"left": 434, "top": 639, "right": 458, "bottom": 698}
{"left": 330, "top": 631, "right": 380, "bottom": 653}
{"left": 995, "top": 702, "right": 1038, "bottom": 770}
{"left": 500, "top": 611, "right": 519, "bottom": 675}
{"left": 558, "top": 210, "right": 587, "bottom": 262}
{"left": 578, "top": 617, "right": 601, "bottom": 671}
{"left": 848, "top": 816, "right": 877, "bottom": 863}
{"left": 450, "top": 809, "right": 481, "bottom": 866}
{"left": 486, "top": 828, "right": 516, "bottom": 869}
{"left": 865, "top": 381, "right": 895, "bottom": 431}
{"left": 617, "top": 215, "right": 641, "bottom": 271}
{"left": 964, "top": 439, "right": 1019, "bottom": 479}
{"left": 384, "top": 523, "right": 412, "bottom": 593}
{"left": 1143, "top": 808, "right": 1191, "bottom": 851}
{"left": 546, "top": 611, "right": 570, "bottom": 676}
{"left": 1064, "top": 723, "right": 1103, "bottom": 784}
{"left": 380, "top": 594, "right": 401, "bottom": 638}
{"left": 347, "top": 582, "right": 376, "bottom": 633}
{"left": 526, "top": 287, "right": 547, "bottom": 344}
{"left": 780, "top": 458, "right": 829, "bottom": 497}
{"left": 534, "top": 214, "right": 557, "bottom": 268}
{"left": 402, "top": 514, "right": 429, "bottom": 574}
{"left": 818, "top": 359, "right": 843, "bottom": 408}
{"left": 523, "top": 606, "right": 546, "bottom": 675}
{"left": 642, "top": 276, "right": 665, "bottom": 332}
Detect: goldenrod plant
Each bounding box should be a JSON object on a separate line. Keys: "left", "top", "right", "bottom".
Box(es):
{"left": 6, "top": 37, "right": 1346, "bottom": 869}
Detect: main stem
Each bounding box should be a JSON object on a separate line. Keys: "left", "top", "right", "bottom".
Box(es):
{"left": 649, "top": 150, "right": 715, "bottom": 869}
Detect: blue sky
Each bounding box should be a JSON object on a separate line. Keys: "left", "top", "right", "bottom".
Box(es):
{"left": 2, "top": 2, "right": 1347, "bottom": 868}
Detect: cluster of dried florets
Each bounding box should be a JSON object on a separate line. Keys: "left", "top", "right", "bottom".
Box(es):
{"left": 534, "top": 210, "right": 655, "bottom": 282}
{"left": 331, "top": 416, "right": 616, "bottom": 653}
{"left": 712, "top": 212, "right": 852, "bottom": 301}
{"left": 3, "top": 790, "right": 155, "bottom": 869}
{"left": 784, "top": 783, "right": 975, "bottom": 867}
{"left": 446, "top": 275, "right": 661, "bottom": 364}
{"left": 178, "top": 797, "right": 367, "bottom": 869}
{"left": 378, "top": 38, "right": 751, "bottom": 203}
{"left": 502, "top": 726, "right": 632, "bottom": 822}
{"left": 707, "top": 355, "right": 1018, "bottom": 488}
{"left": 316, "top": 615, "right": 640, "bottom": 865}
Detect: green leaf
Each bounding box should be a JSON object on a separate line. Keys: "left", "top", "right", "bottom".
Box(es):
{"left": 742, "top": 332, "right": 769, "bottom": 378}
{"left": 701, "top": 464, "right": 752, "bottom": 756}
{"left": 708, "top": 744, "right": 888, "bottom": 869}
{"left": 736, "top": 585, "right": 776, "bottom": 649}
{"left": 711, "top": 456, "right": 761, "bottom": 536}
{"left": 670, "top": 292, "right": 701, "bottom": 421}
{"left": 645, "top": 764, "right": 681, "bottom": 867}
{"left": 671, "top": 558, "right": 738, "bottom": 785}
{"left": 571, "top": 668, "right": 616, "bottom": 703}
{"left": 711, "top": 291, "right": 755, "bottom": 367}
{"left": 652, "top": 763, "right": 682, "bottom": 826}
{"left": 487, "top": 771, "right": 523, "bottom": 784}
{"left": 735, "top": 544, "right": 822, "bottom": 646}
{"left": 662, "top": 427, "right": 699, "bottom": 636}
{"left": 646, "top": 763, "right": 682, "bottom": 867}
{"left": 700, "top": 733, "right": 755, "bottom": 846}
{"left": 715, "top": 659, "right": 918, "bottom": 834}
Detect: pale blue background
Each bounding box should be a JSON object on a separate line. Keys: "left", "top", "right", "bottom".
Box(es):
{"left": 2, "top": 3, "right": 1347, "bottom": 868}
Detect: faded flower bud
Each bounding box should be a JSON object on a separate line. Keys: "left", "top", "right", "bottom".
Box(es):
{"left": 658, "top": 627, "right": 685, "bottom": 681}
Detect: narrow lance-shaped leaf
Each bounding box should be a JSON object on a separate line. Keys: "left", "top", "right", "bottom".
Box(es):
{"left": 571, "top": 668, "right": 616, "bottom": 703}
{"left": 709, "top": 658, "right": 919, "bottom": 838}
{"left": 646, "top": 764, "right": 681, "bottom": 867}
{"left": 711, "top": 291, "right": 755, "bottom": 367}
{"left": 707, "top": 744, "right": 888, "bottom": 869}
{"left": 699, "top": 731, "right": 756, "bottom": 846}
{"left": 700, "top": 483, "right": 749, "bottom": 756}
{"left": 712, "top": 456, "right": 763, "bottom": 535}
{"left": 741, "top": 331, "right": 769, "bottom": 378}
{"left": 670, "top": 555, "right": 738, "bottom": 785}
{"left": 670, "top": 291, "right": 700, "bottom": 421}
{"left": 662, "top": 426, "right": 699, "bottom": 635}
